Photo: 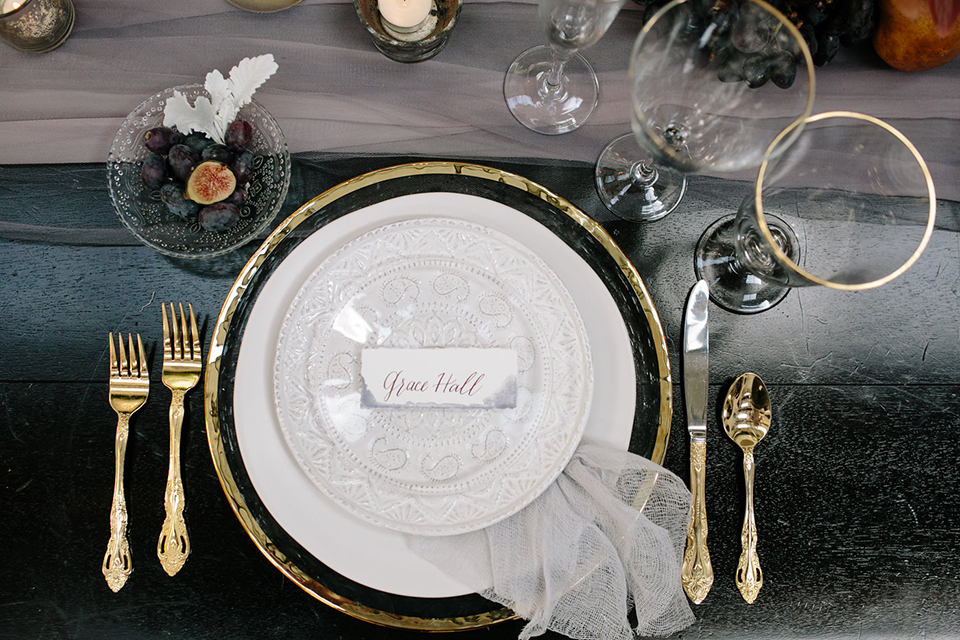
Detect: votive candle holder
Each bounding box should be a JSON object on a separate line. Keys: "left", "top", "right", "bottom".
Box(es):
{"left": 354, "top": 0, "right": 462, "bottom": 63}
{"left": 0, "top": 0, "right": 74, "bottom": 54}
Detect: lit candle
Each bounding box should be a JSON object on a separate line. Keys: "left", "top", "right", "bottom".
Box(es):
{"left": 0, "top": 0, "right": 74, "bottom": 52}
{"left": 377, "top": 0, "right": 431, "bottom": 29}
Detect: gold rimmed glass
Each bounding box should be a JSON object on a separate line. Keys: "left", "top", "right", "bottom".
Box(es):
{"left": 695, "top": 111, "right": 938, "bottom": 313}
{"left": 595, "top": 0, "right": 815, "bottom": 221}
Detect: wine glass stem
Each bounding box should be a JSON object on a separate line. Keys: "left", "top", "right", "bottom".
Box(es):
{"left": 541, "top": 46, "right": 575, "bottom": 99}
{"left": 630, "top": 161, "right": 659, "bottom": 188}
{"left": 740, "top": 230, "right": 779, "bottom": 275}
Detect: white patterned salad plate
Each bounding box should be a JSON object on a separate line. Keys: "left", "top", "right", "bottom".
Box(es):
{"left": 274, "top": 218, "right": 593, "bottom": 536}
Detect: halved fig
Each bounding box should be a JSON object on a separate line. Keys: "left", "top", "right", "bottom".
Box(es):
{"left": 185, "top": 161, "right": 237, "bottom": 205}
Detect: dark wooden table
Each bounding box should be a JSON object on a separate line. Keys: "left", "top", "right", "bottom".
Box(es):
{"left": 2, "top": 154, "right": 958, "bottom": 639}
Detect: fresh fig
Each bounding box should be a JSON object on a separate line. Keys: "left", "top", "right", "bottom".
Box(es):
{"left": 167, "top": 144, "right": 199, "bottom": 183}
{"left": 198, "top": 202, "right": 241, "bottom": 232}
{"left": 225, "top": 119, "right": 253, "bottom": 151}
{"left": 160, "top": 183, "right": 201, "bottom": 221}
{"left": 230, "top": 149, "right": 256, "bottom": 184}
{"left": 185, "top": 161, "right": 237, "bottom": 205}
{"left": 225, "top": 186, "right": 246, "bottom": 207}
{"left": 143, "top": 126, "right": 182, "bottom": 154}
{"left": 201, "top": 144, "right": 232, "bottom": 163}
{"left": 182, "top": 132, "right": 214, "bottom": 155}
{"left": 140, "top": 153, "right": 167, "bottom": 189}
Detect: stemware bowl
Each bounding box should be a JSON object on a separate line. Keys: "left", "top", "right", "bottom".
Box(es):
{"left": 695, "top": 111, "right": 938, "bottom": 313}
{"left": 595, "top": 0, "right": 815, "bottom": 221}
{"left": 107, "top": 84, "right": 291, "bottom": 260}
{"left": 504, "top": 0, "right": 628, "bottom": 135}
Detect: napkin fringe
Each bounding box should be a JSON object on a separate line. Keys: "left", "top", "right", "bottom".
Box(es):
{"left": 409, "top": 442, "right": 695, "bottom": 640}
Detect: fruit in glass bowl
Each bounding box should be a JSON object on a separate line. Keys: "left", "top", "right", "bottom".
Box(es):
{"left": 107, "top": 84, "right": 290, "bottom": 259}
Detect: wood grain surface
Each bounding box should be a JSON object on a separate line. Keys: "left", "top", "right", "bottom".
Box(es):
{"left": 1, "top": 155, "right": 958, "bottom": 639}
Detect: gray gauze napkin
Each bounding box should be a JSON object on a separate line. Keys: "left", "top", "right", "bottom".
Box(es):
{"left": 409, "top": 442, "right": 695, "bottom": 639}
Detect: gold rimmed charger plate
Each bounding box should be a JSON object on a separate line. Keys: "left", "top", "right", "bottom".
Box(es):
{"left": 204, "top": 161, "right": 672, "bottom": 631}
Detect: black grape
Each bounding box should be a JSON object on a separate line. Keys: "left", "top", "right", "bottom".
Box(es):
{"left": 717, "top": 51, "right": 747, "bottom": 82}
{"left": 741, "top": 54, "right": 773, "bottom": 88}
{"left": 700, "top": 0, "right": 738, "bottom": 52}
{"left": 840, "top": 0, "right": 877, "bottom": 45}
{"left": 804, "top": 0, "right": 829, "bottom": 26}
{"left": 798, "top": 23, "right": 818, "bottom": 58}
{"left": 814, "top": 29, "right": 842, "bottom": 66}
{"left": 770, "top": 52, "right": 799, "bottom": 88}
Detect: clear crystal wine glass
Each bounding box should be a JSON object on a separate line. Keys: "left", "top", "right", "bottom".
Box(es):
{"left": 504, "top": 0, "right": 628, "bottom": 135}
{"left": 595, "top": 0, "right": 815, "bottom": 221}
{"left": 695, "top": 111, "right": 938, "bottom": 314}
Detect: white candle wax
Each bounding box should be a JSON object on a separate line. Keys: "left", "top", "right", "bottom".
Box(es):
{"left": 1, "top": 0, "right": 25, "bottom": 14}
{"left": 378, "top": 0, "right": 431, "bottom": 29}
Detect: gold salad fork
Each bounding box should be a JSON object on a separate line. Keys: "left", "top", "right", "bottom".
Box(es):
{"left": 103, "top": 332, "right": 149, "bottom": 593}
{"left": 157, "top": 303, "right": 201, "bottom": 576}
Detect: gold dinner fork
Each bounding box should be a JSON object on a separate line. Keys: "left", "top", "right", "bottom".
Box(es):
{"left": 103, "top": 332, "right": 149, "bottom": 593}
{"left": 157, "top": 302, "right": 201, "bottom": 576}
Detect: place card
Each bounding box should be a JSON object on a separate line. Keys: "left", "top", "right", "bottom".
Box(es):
{"left": 360, "top": 348, "right": 517, "bottom": 409}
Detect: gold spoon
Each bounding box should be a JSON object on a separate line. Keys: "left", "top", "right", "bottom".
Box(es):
{"left": 722, "top": 372, "right": 772, "bottom": 604}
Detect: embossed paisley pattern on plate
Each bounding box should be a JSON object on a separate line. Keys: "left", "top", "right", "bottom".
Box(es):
{"left": 274, "top": 218, "right": 593, "bottom": 536}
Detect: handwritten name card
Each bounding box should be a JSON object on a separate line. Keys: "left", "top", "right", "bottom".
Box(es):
{"left": 360, "top": 348, "right": 518, "bottom": 409}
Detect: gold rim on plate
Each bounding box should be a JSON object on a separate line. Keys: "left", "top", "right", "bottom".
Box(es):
{"left": 204, "top": 161, "right": 672, "bottom": 631}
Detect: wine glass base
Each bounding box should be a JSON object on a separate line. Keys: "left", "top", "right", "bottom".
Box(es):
{"left": 595, "top": 134, "right": 687, "bottom": 222}
{"left": 694, "top": 214, "right": 794, "bottom": 314}
{"left": 504, "top": 45, "right": 599, "bottom": 135}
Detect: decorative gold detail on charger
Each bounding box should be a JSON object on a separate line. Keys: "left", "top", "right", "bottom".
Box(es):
{"left": 681, "top": 440, "right": 713, "bottom": 604}
{"left": 204, "top": 161, "right": 673, "bottom": 630}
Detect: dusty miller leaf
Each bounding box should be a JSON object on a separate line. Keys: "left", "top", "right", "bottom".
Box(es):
{"left": 205, "top": 69, "right": 234, "bottom": 140}
{"left": 162, "top": 91, "right": 222, "bottom": 142}
{"left": 227, "top": 54, "right": 278, "bottom": 111}
{"left": 204, "top": 70, "right": 231, "bottom": 117}
{"left": 162, "top": 54, "right": 277, "bottom": 145}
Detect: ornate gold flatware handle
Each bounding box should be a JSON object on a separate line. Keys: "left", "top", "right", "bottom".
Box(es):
{"left": 158, "top": 388, "right": 191, "bottom": 576}
{"left": 736, "top": 447, "right": 762, "bottom": 603}
{"left": 681, "top": 440, "right": 713, "bottom": 603}
{"left": 103, "top": 412, "right": 133, "bottom": 592}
